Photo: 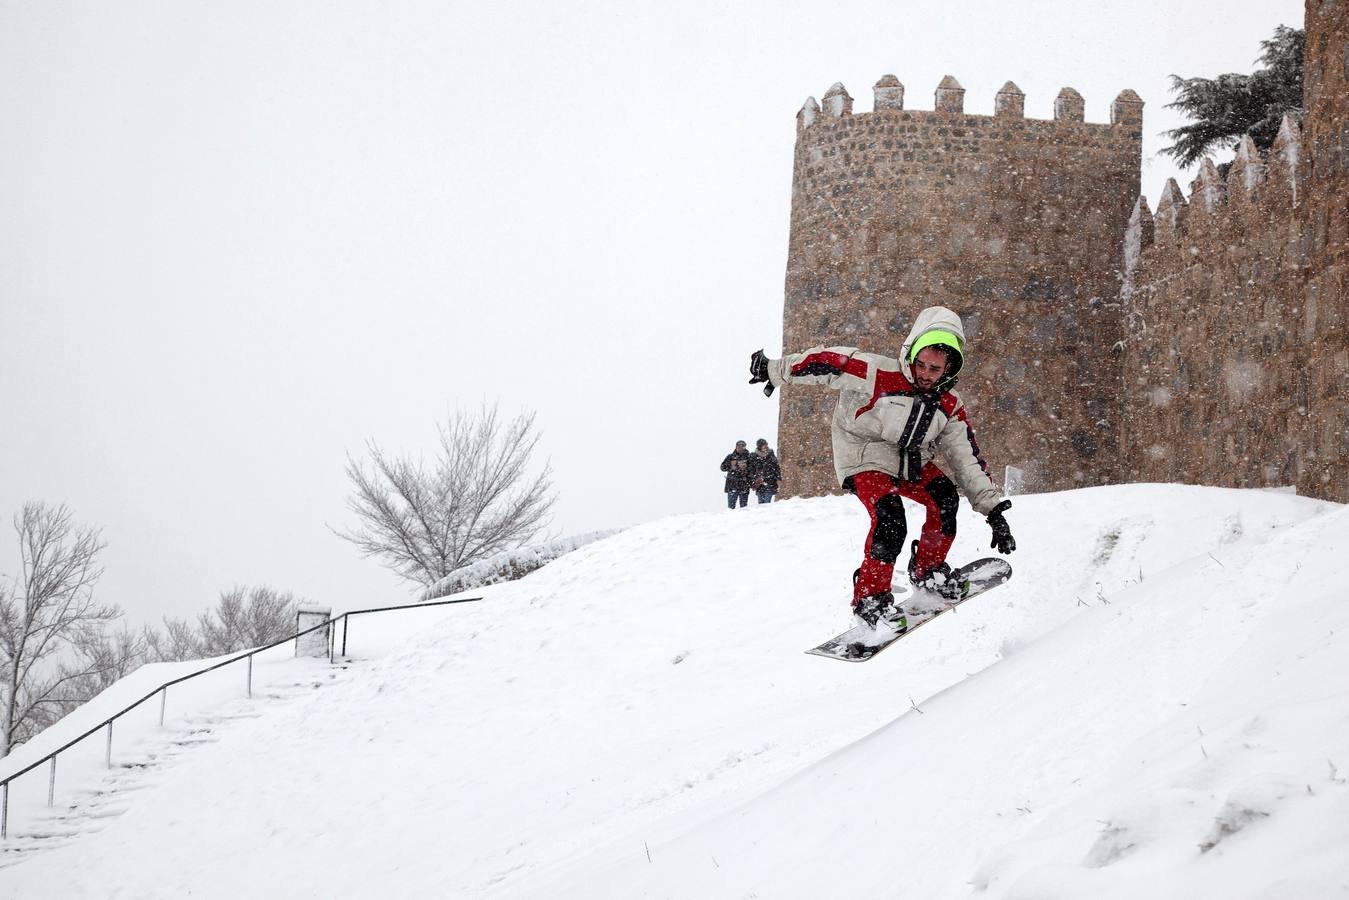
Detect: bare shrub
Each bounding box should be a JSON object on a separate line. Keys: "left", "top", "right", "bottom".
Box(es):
{"left": 337, "top": 403, "right": 555, "bottom": 588}
{"left": 146, "top": 586, "right": 300, "bottom": 661}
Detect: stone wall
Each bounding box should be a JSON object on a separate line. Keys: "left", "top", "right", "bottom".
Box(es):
{"left": 1302, "top": 0, "right": 1349, "bottom": 499}
{"left": 1305, "top": 0, "right": 1349, "bottom": 277}
{"left": 1119, "top": 126, "right": 1311, "bottom": 491}
{"left": 778, "top": 77, "right": 1142, "bottom": 497}
{"left": 1120, "top": 0, "right": 1347, "bottom": 502}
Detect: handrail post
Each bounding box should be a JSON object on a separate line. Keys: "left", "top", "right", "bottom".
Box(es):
{"left": 48, "top": 757, "right": 56, "bottom": 807}
{"left": 105, "top": 722, "right": 113, "bottom": 769}
{"left": 341, "top": 614, "right": 349, "bottom": 657}
{"left": 2, "top": 781, "right": 8, "bottom": 839}
{"left": 247, "top": 655, "right": 253, "bottom": 699}
{"left": 159, "top": 688, "right": 167, "bottom": 726}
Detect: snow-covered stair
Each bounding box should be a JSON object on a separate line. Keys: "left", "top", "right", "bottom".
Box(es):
{"left": 0, "top": 664, "right": 354, "bottom": 869}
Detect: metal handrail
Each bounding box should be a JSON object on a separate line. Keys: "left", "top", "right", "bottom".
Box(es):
{"left": 334, "top": 598, "right": 482, "bottom": 656}
{"left": 0, "top": 595, "right": 482, "bottom": 839}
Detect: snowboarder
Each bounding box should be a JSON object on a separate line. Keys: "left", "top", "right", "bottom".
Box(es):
{"left": 747, "top": 305, "right": 1015, "bottom": 632}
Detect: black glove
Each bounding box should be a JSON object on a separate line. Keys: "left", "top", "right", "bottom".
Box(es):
{"left": 748, "top": 349, "right": 775, "bottom": 397}
{"left": 987, "top": 500, "right": 1016, "bottom": 554}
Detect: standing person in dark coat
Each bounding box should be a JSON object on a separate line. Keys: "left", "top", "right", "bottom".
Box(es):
{"left": 748, "top": 438, "right": 781, "bottom": 504}
{"left": 721, "top": 441, "right": 752, "bottom": 508}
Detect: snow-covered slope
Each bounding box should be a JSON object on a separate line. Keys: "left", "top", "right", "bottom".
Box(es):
{"left": 1, "top": 485, "right": 1345, "bottom": 899}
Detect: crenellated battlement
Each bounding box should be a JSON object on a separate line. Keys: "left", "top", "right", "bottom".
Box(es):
{"left": 1115, "top": 98, "right": 1347, "bottom": 501}
{"left": 1125, "top": 114, "right": 1303, "bottom": 270}
{"left": 795, "top": 75, "right": 1144, "bottom": 131}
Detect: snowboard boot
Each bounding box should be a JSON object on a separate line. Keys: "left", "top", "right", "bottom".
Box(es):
{"left": 852, "top": 591, "right": 908, "bottom": 633}
{"left": 907, "top": 541, "right": 964, "bottom": 608}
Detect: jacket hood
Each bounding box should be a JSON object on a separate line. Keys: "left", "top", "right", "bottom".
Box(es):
{"left": 900, "top": 305, "right": 967, "bottom": 392}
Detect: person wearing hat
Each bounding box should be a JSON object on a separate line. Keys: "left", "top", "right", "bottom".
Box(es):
{"left": 748, "top": 438, "right": 781, "bottom": 503}
{"left": 720, "top": 440, "right": 753, "bottom": 509}
{"left": 745, "top": 305, "right": 1015, "bottom": 632}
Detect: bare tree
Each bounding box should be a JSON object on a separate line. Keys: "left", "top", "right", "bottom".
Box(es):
{"left": 0, "top": 502, "right": 118, "bottom": 757}
{"left": 32, "top": 626, "right": 147, "bottom": 732}
{"left": 337, "top": 403, "right": 555, "bottom": 588}
{"left": 146, "top": 586, "right": 299, "bottom": 661}
{"left": 1162, "top": 26, "right": 1303, "bottom": 169}
{"left": 66, "top": 626, "right": 145, "bottom": 692}
{"left": 141, "top": 617, "right": 202, "bottom": 663}
{"left": 195, "top": 586, "right": 297, "bottom": 655}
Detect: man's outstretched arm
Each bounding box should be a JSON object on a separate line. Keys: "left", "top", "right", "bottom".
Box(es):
{"left": 747, "top": 347, "right": 873, "bottom": 398}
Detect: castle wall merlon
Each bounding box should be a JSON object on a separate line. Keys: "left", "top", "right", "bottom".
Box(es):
{"left": 797, "top": 96, "right": 820, "bottom": 131}
{"left": 1111, "top": 89, "right": 1145, "bottom": 127}
{"left": 1228, "top": 136, "right": 1267, "bottom": 199}
{"left": 1271, "top": 113, "right": 1303, "bottom": 195}
{"left": 1124, "top": 195, "right": 1155, "bottom": 275}
{"left": 874, "top": 74, "right": 905, "bottom": 111}
{"left": 934, "top": 75, "right": 965, "bottom": 113}
{"left": 1054, "top": 87, "right": 1085, "bottom": 122}
{"left": 1154, "top": 178, "right": 1187, "bottom": 240}
{"left": 1191, "top": 158, "right": 1226, "bottom": 213}
{"left": 995, "top": 81, "right": 1025, "bottom": 118}
{"left": 822, "top": 83, "right": 853, "bottom": 117}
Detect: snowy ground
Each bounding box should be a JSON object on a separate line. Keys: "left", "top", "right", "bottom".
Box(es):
{"left": 0, "top": 484, "right": 1345, "bottom": 899}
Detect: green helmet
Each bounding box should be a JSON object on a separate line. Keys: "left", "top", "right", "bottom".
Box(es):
{"left": 908, "top": 329, "right": 963, "bottom": 364}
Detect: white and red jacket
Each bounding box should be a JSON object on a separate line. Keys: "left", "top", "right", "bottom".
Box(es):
{"left": 765, "top": 306, "right": 1004, "bottom": 515}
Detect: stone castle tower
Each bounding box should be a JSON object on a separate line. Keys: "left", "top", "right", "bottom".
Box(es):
{"left": 777, "top": 1, "right": 1346, "bottom": 504}
{"left": 778, "top": 76, "right": 1143, "bottom": 497}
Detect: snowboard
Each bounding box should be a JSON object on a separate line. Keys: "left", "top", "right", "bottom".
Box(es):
{"left": 806, "top": 557, "right": 1012, "bottom": 663}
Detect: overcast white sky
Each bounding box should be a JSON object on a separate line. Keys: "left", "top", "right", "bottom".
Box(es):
{"left": 0, "top": 0, "right": 1305, "bottom": 626}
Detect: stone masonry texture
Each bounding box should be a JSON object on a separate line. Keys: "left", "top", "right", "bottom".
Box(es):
{"left": 1120, "top": 0, "right": 1347, "bottom": 502}
{"left": 1303, "top": 0, "right": 1349, "bottom": 500}
{"left": 777, "top": 0, "right": 1346, "bottom": 504}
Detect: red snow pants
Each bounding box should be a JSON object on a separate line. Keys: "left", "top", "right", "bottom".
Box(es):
{"left": 849, "top": 466, "right": 960, "bottom": 603}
